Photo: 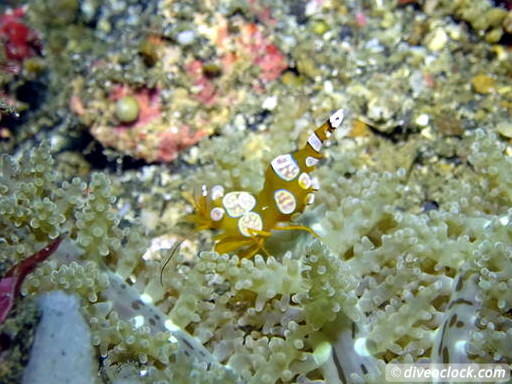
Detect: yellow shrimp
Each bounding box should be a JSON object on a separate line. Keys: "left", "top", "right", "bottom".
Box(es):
{"left": 186, "top": 109, "right": 345, "bottom": 258}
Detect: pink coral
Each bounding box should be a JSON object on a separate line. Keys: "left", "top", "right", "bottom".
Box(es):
{"left": 185, "top": 61, "right": 218, "bottom": 106}
{"left": 355, "top": 11, "right": 368, "bottom": 27}
{"left": 186, "top": 19, "right": 287, "bottom": 105}
{"left": 253, "top": 42, "right": 288, "bottom": 82}
{"left": 247, "top": 0, "right": 277, "bottom": 26}
{"left": 157, "top": 125, "right": 208, "bottom": 162}
{"left": 69, "top": 94, "right": 86, "bottom": 116}
{"left": 235, "top": 22, "right": 288, "bottom": 82}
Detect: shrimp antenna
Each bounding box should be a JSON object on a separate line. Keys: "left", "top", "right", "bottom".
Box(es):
{"left": 160, "top": 239, "right": 184, "bottom": 286}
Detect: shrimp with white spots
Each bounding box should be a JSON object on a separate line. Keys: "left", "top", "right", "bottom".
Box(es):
{"left": 186, "top": 109, "right": 345, "bottom": 258}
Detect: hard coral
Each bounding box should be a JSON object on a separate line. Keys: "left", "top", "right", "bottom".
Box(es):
{"left": 247, "top": 0, "right": 278, "bottom": 26}
{"left": 185, "top": 60, "right": 218, "bottom": 106}
{"left": 70, "top": 2, "right": 290, "bottom": 164}
{"left": 216, "top": 18, "right": 288, "bottom": 84}
{"left": 158, "top": 125, "right": 207, "bottom": 163}
{"left": 84, "top": 84, "right": 208, "bottom": 163}
{"left": 185, "top": 18, "right": 287, "bottom": 107}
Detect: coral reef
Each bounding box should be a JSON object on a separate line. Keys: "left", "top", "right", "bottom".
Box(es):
{"left": 0, "top": 142, "right": 238, "bottom": 383}
{"left": 1, "top": 0, "right": 512, "bottom": 383}
{"left": 65, "top": 1, "right": 289, "bottom": 163}
{"left": 421, "top": 0, "right": 512, "bottom": 44}
{"left": 3, "top": 127, "right": 512, "bottom": 383}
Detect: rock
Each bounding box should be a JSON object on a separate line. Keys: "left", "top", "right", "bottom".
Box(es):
{"left": 485, "top": 27, "right": 503, "bottom": 43}
{"left": 425, "top": 28, "right": 448, "bottom": 51}
{"left": 415, "top": 114, "right": 430, "bottom": 127}
{"left": 471, "top": 74, "right": 496, "bottom": 94}
{"left": 262, "top": 96, "right": 278, "bottom": 111}
{"left": 310, "top": 19, "right": 330, "bottom": 35}
{"left": 496, "top": 121, "right": 512, "bottom": 139}
{"left": 367, "top": 97, "right": 391, "bottom": 121}
{"left": 504, "top": 12, "right": 512, "bottom": 34}
{"left": 485, "top": 8, "right": 508, "bottom": 28}
{"left": 434, "top": 114, "right": 464, "bottom": 136}
{"left": 176, "top": 30, "right": 196, "bottom": 45}
{"left": 22, "top": 291, "right": 96, "bottom": 384}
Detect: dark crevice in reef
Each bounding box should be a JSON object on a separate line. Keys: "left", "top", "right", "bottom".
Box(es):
{"left": 247, "top": 110, "right": 271, "bottom": 132}
{"left": 498, "top": 32, "right": 512, "bottom": 46}
{"left": 1, "top": 79, "right": 48, "bottom": 133}
{"left": 73, "top": 130, "right": 200, "bottom": 174}
{"left": 365, "top": 124, "right": 412, "bottom": 143}
{"left": 490, "top": 0, "right": 512, "bottom": 10}
{"left": 72, "top": 130, "right": 148, "bottom": 172}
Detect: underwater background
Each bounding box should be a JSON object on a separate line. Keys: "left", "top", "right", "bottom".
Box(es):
{"left": 1, "top": 0, "right": 512, "bottom": 383}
